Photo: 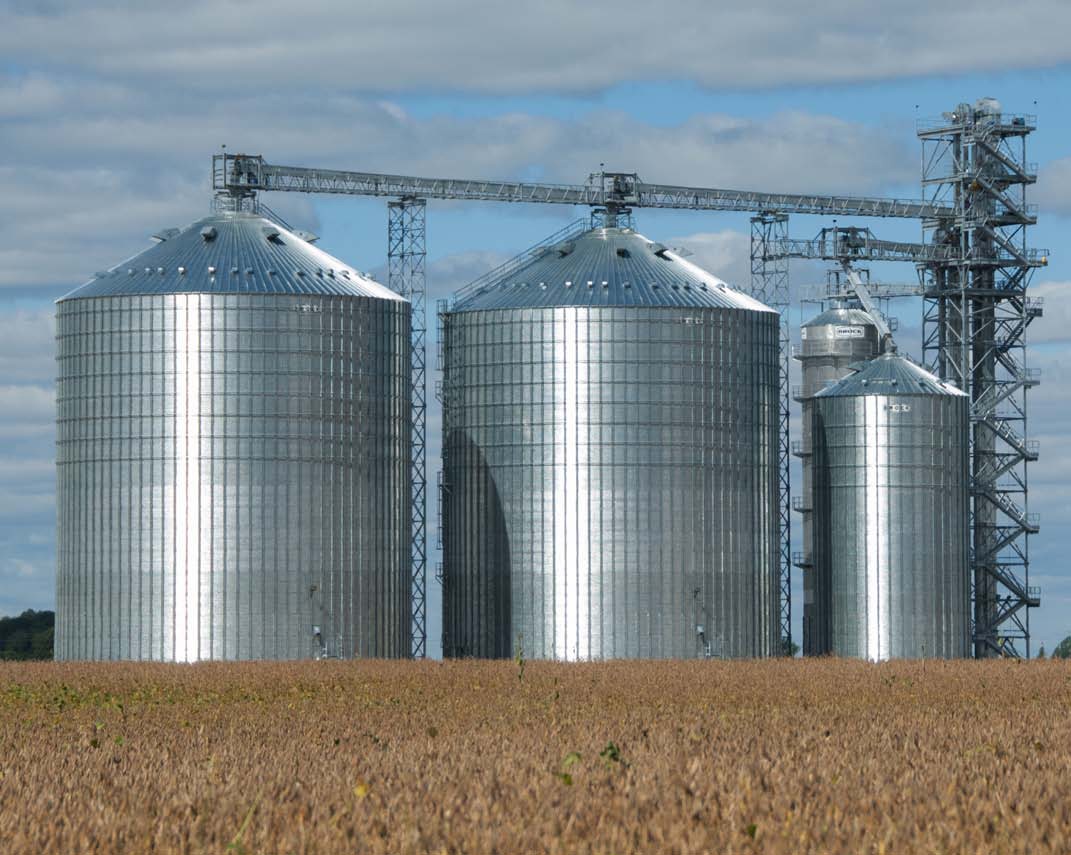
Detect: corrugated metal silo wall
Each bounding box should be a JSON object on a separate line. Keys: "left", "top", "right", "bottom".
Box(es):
{"left": 54, "top": 293, "right": 411, "bottom": 661}
{"left": 797, "top": 316, "right": 879, "bottom": 655}
{"left": 811, "top": 392, "right": 970, "bottom": 660}
{"left": 441, "top": 305, "right": 780, "bottom": 660}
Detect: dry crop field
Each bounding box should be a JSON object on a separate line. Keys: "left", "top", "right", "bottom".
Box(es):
{"left": 1, "top": 659, "right": 1070, "bottom": 854}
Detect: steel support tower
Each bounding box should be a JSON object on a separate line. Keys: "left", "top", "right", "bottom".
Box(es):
{"left": 750, "top": 213, "right": 792, "bottom": 654}
{"left": 918, "top": 102, "right": 1044, "bottom": 657}
{"left": 388, "top": 198, "right": 429, "bottom": 658}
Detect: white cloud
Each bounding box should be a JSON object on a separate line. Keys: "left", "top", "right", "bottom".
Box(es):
{"left": 0, "top": 385, "right": 54, "bottom": 425}
{"left": 664, "top": 230, "right": 751, "bottom": 290}
{"left": 1035, "top": 159, "right": 1071, "bottom": 218}
{"left": 0, "top": 311, "right": 55, "bottom": 383}
{"left": 2, "top": 1, "right": 1069, "bottom": 93}
{"left": 0, "top": 485, "right": 53, "bottom": 522}
{"left": 1029, "top": 281, "right": 1071, "bottom": 345}
{"left": 0, "top": 556, "right": 54, "bottom": 618}
{"left": 5, "top": 559, "right": 41, "bottom": 580}
{"left": 0, "top": 459, "right": 54, "bottom": 483}
{"left": 0, "top": 68, "right": 919, "bottom": 294}
{"left": 0, "top": 63, "right": 921, "bottom": 295}
{"left": 1029, "top": 345, "right": 1071, "bottom": 422}
{"left": 425, "top": 251, "right": 513, "bottom": 302}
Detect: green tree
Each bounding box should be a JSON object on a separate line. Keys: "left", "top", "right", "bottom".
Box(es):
{"left": 0, "top": 610, "right": 55, "bottom": 660}
{"left": 31, "top": 626, "right": 54, "bottom": 660}
{"left": 1053, "top": 636, "right": 1071, "bottom": 660}
{"left": 1037, "top": 645, "right": 1046, "bottom": 659}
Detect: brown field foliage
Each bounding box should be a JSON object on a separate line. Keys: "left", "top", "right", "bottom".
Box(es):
{"left": 1, "top": 658, "right": 1070, "bottom": 854}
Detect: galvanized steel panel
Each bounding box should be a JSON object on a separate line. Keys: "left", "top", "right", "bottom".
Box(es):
{"left": 810, "top": 354, "right": 970, "bottom": 660}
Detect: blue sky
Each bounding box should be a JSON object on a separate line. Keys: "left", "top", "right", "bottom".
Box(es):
{"left": 2, "top": 0, "right": 1069, "bottom": 655}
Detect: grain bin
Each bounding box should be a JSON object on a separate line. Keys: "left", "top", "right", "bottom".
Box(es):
{"left": 811, "top": 352, "right": 970, "bottom": 660}
{"left": 440, "top": 225, "right": 780, "bottom": 660}
{"left": 794, "top": 304, "right": 880, "bottom": 655}
{"left": 55, "top": 203, "right": 411, "bottom": 661}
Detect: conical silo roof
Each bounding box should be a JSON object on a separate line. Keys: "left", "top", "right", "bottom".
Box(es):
{"left": 452, "top": 226, "right": 774, "bottom": 312}
{"left": 61, "top": 210, "right": 402, "bottom": 302}
{"left": 815, "top": 352, "right": 966, "bottom": 398}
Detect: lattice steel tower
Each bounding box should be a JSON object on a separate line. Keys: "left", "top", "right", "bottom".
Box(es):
{"left": 751, "top": 213, "right": 792, "bottom": 654}
{"left": 388, "top": 198, "right": 428, "bottom": 658}
{"left": 918, "top": 100, "right": 1046, "bottom": 657}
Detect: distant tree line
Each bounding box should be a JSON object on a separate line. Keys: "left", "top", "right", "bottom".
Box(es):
{"left": 1037, "top": 636, "right": 1071, "bottom": 659}
{"left": 0, "top": 608, "right": 1066, "bottom": 663}
{"left": 1051, "top": 636, "right": 1071, "bottom": 659}
{"left": 0, "top": 610, "right": 54, "bottom": 660}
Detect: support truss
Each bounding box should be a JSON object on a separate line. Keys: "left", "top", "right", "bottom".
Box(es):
{"left": 215, "top": 155, "right": 950, "bottom": 219}
{"left": 919, "top": 103, "right": 1044, "bottom": 658}
{"left": 767, "top": 227, "right": 1045, "bottom": 266}
{"left": 751, "top": 213, "right": 793, "bottom": 655}
{"left": 388, "top": 198, "right": 428, "bottom": 659}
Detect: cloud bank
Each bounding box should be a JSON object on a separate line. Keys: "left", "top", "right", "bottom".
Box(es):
{"left": 3, "top": 0, "right": 1070, "bottom": 94}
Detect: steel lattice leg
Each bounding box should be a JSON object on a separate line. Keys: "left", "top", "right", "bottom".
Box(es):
{"left": 388, "top": 198, "right": 428, "bottom": 658}
{"left": 751, "top": 213, "right": 793, "bottom": 655}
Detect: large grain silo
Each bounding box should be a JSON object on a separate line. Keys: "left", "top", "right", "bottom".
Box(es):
{"left": 810, "top": 352, "right": 970, "bottom": 660}
{"left": 794, "top": 304, "right": 879, "bottom": 655}
{"left": 55, "top": 202, "right": 411, "bottom": 661}
{"left": 440, "top": 224, "right": 780, "bottom": 660}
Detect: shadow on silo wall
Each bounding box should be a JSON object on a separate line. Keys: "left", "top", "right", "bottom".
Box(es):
{"left": 442, "top": 430, "right": 512, "bottom": 658}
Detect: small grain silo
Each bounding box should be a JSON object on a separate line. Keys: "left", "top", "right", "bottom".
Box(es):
{"left": 810, "top": 352, "right": 970, "bottom": 660}
{"left": 440, "top": 224, "right": 781, "bottom": 660}
{"left": 55, "top": 201, "right": 411, "bottom": 661}
{"left": 794, "top": 304, "right": 880, "bottom": 655}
